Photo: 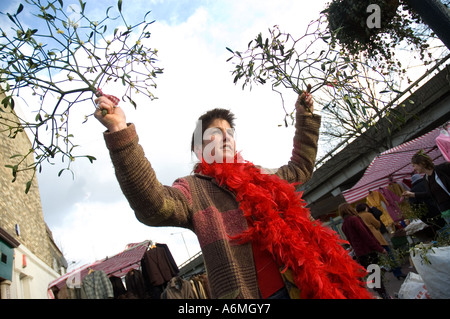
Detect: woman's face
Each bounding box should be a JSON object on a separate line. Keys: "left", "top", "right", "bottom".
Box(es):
{"left": 201, "top": 118, "right": 236, "bottom": 163}
{"left": 412, "top": 163, "right": 425, "bottom": 174}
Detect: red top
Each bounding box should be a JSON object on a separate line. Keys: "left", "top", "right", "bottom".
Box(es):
{"left": 252, "top": 241, "right": 285, "bottom": 298}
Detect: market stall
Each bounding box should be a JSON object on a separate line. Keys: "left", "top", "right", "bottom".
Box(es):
{"left": 342, "top": 127, "right": 447, "bottom": 204}
{"left": 47, "top": 240, "right": 180, "bottom": 299}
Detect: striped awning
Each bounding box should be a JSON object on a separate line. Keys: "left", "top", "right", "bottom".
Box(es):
{"left": 48, "top": 240, "right": 150, "bottom": 290}
{"left": 342, "top": 128, "right": 446, "bottom": 203}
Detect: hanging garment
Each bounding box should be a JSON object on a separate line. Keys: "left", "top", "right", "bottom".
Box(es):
{"left": 81, "top": 270, "right": 114, "bottom": 299}
{"left": 189, "top": 276, "right": 208, "bottom": 299}
{"left": 366, "top": 191, "right": 394, "bottom": 226}
{"left": 141, "top": 245, "right": 179, "bottom": 287}
{"left": 436, "top": 128, "right": 450, "bottom": 162}
{"left": 109, "top": 276, "right": 127, "bottom": 299}
{"left": 388, "top": 182, "right": 412, "bottom": 216}
{"left": 157, "top": 243, "right": 179, "bottom": 273}
{"left": 195, "top": 278, "right": 208, "bottom": 299}
{"left": 388, "top": 182, "right": 406, "bottom": 197}
{"left": 190, "top": 280, "right": 200, "bottom": 299}
{"left": 125, "top": 269, "right": 148, "bottom": 299}
{"left": 378, "top": 188, "right": 404, "bottom": 221}
{"left": 192, "top": 274, "right": 211, "bottom": 299}
{"left": 161, "top": 276, "right": 196, "bottom": 299}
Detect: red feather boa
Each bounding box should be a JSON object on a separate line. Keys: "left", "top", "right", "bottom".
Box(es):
{"left": 197, "top": 158, "right": 373, "bottom": 299}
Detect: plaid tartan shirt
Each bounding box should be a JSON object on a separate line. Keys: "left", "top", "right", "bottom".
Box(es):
{"left": 82, "top": 270, "right": 114, "bottom": 299}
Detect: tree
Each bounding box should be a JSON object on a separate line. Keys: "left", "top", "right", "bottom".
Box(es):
{"left": 323, "top": 0, "right": 431, "bottom": 63}
{"left": 0, "top": 0, "right": 162, "bottom": 192}
{"left": 226, "top": 3, "right": 448, "bottom": 161}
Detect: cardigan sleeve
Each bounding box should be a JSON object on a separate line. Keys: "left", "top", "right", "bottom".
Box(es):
{"left": 103, "top": 124, "right": 193, "bottom": 229}
{"left": 273, "top": 113, "right": 321, "bottom": 184}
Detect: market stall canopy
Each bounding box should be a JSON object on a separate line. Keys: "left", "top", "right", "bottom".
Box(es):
{"left": 48, "top": 240, "right": 151, "bottom": 291}
{"left": 342, "top": 128, "right": 446, "bottom": 203}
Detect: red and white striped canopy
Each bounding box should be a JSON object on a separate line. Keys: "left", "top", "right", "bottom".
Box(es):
{"left": 48, "top": 241, "right": 150, "bottom": 290}
{"left": 342, "top": 128, "right": 446, "bottom": 203}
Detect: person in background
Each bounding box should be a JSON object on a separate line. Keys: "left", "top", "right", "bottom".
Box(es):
{"left": 356, "top": 203, "right": 406, "bottom": 280}
{"left": 408, "top": 174, "right": 446, "bottom": 231}
{"left": 339, "top": 203, "right": 391, "bottom": 299}
{"left": 402, "top": 151, "right": 450, "bottom": 225}
{"left": 355, "top": 203, "right": 387, "bottom": 233}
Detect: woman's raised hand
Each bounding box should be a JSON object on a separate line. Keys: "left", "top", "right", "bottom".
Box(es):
{"left": 94, "top": 95, "right": 127, "bottom": 132}
{"left": 295, "top": 84, "right": 314, "bottom": 115}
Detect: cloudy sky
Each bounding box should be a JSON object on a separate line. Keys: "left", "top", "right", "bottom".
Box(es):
{"left": 2, "top": 0, "right": 333, "bottom": 270}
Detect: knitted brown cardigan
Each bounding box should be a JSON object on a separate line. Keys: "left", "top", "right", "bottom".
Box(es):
{"left": 103, "top": 113, "right": 321, "bottom": 299}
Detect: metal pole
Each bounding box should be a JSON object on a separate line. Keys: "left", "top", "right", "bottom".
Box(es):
{"left": 405, "top": 0, "right": 450, "bottom": 49}
{"left": 171, "top": 231, "right": 191, "bottom": 259}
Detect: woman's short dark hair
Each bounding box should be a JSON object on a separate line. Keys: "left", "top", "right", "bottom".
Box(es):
{"left": 411, "top": 150, "right": 434, "bottom": 170}
{"left": 191, "top": 108, "right": 236, "bottom": 152}
{"left": 355, "top": 203, "right": 369, "bottom": 213}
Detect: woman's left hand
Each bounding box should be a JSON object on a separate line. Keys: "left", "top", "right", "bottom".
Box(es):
{"left": 295, "top": 84, "right": 314, "bottom": 115}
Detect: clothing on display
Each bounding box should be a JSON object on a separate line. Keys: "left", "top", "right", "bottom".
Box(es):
{"left": 109, "top": 276, "right": 127, "bottom": 298}
{"left": 364, "top": 182, "right": 431, "bottom": 228}
{"left": 378, "top": 187, "right": 404, "bottom": 221}
{"left": 436, "top": 125, "right": 450, "bottom": 162}
{"left": 141, "top": 243, "right": 179, "bottom": 287}
{"left": 189, "top": 273, "right": 211, "bottom": 299}
{"left": 49, "top": 242, "right": 182, "bottom": 299}
{"left": 160, "top": 273, "right": 211, "bottom": 299}
{"left": 82, "top": 269, "right": 114, "bottom": 299}
{"left": 366, "top": 190, "right": 395, "bottom": 226}
{"left": 388, "top": 182, "right": 408, "bottom": 197}
{"left": 161, "top": 276, "right": 196, "bottom": 299}
{"left": 141, "top": 243, "right": 179, "bottom": 299}
{"left": 125, "top": 269, "right": 148, "bottom": 298}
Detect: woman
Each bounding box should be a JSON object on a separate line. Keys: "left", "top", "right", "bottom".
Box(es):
{"left": 355, "top": 203, "right": 406, "bottom": 280}
{"left": 94, "top": 91, "right": 372, "bottom": 299}
{"left": 355, "top": 203, "right": 389, "bottom": 247}
{"left": 338, "top": 203, "right": 390, "bottom": 299}
{"left": 402, "top": 151, "right": 450, "bottom": 225}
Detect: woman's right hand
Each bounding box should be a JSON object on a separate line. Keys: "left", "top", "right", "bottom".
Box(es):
{"left": 401, "top": 191, "right": 415, "bottom": 198}
{"left": 94, "top": 96, "right": 127, "bottom": 132}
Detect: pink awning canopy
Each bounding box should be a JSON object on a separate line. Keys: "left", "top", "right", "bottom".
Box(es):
{"left": 342, "top": 128, "right": 446, "bottom": 203}
{"left": 48, "top": 240, "right": 151, "bottom": 290}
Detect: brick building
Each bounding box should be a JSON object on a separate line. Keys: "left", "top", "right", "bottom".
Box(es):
{"left": 0, "top": 88, "right": 67, "bottom": 298}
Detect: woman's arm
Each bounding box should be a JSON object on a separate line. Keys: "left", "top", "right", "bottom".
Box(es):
{"left": 94, "top": 96, "right": 193, "bottom": 229}
{"left": 274, "top": 91, "right": 321, "bottom": 184}
{"left": 103, "top": 125, "right": 193, "bottom": 228}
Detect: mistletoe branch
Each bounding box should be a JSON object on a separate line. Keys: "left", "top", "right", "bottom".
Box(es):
{"left": 226, "top": 11, "right": 445, "bottom": 156}
{"left": 0, "top": 0, "right": 163, "bottom": 192}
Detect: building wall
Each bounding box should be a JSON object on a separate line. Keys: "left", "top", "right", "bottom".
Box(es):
{"left": 10, "top": 245, "right": 62, "bottom": 298}
{"left": 0, "top": 89, "right": 65, "bottom": 298}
